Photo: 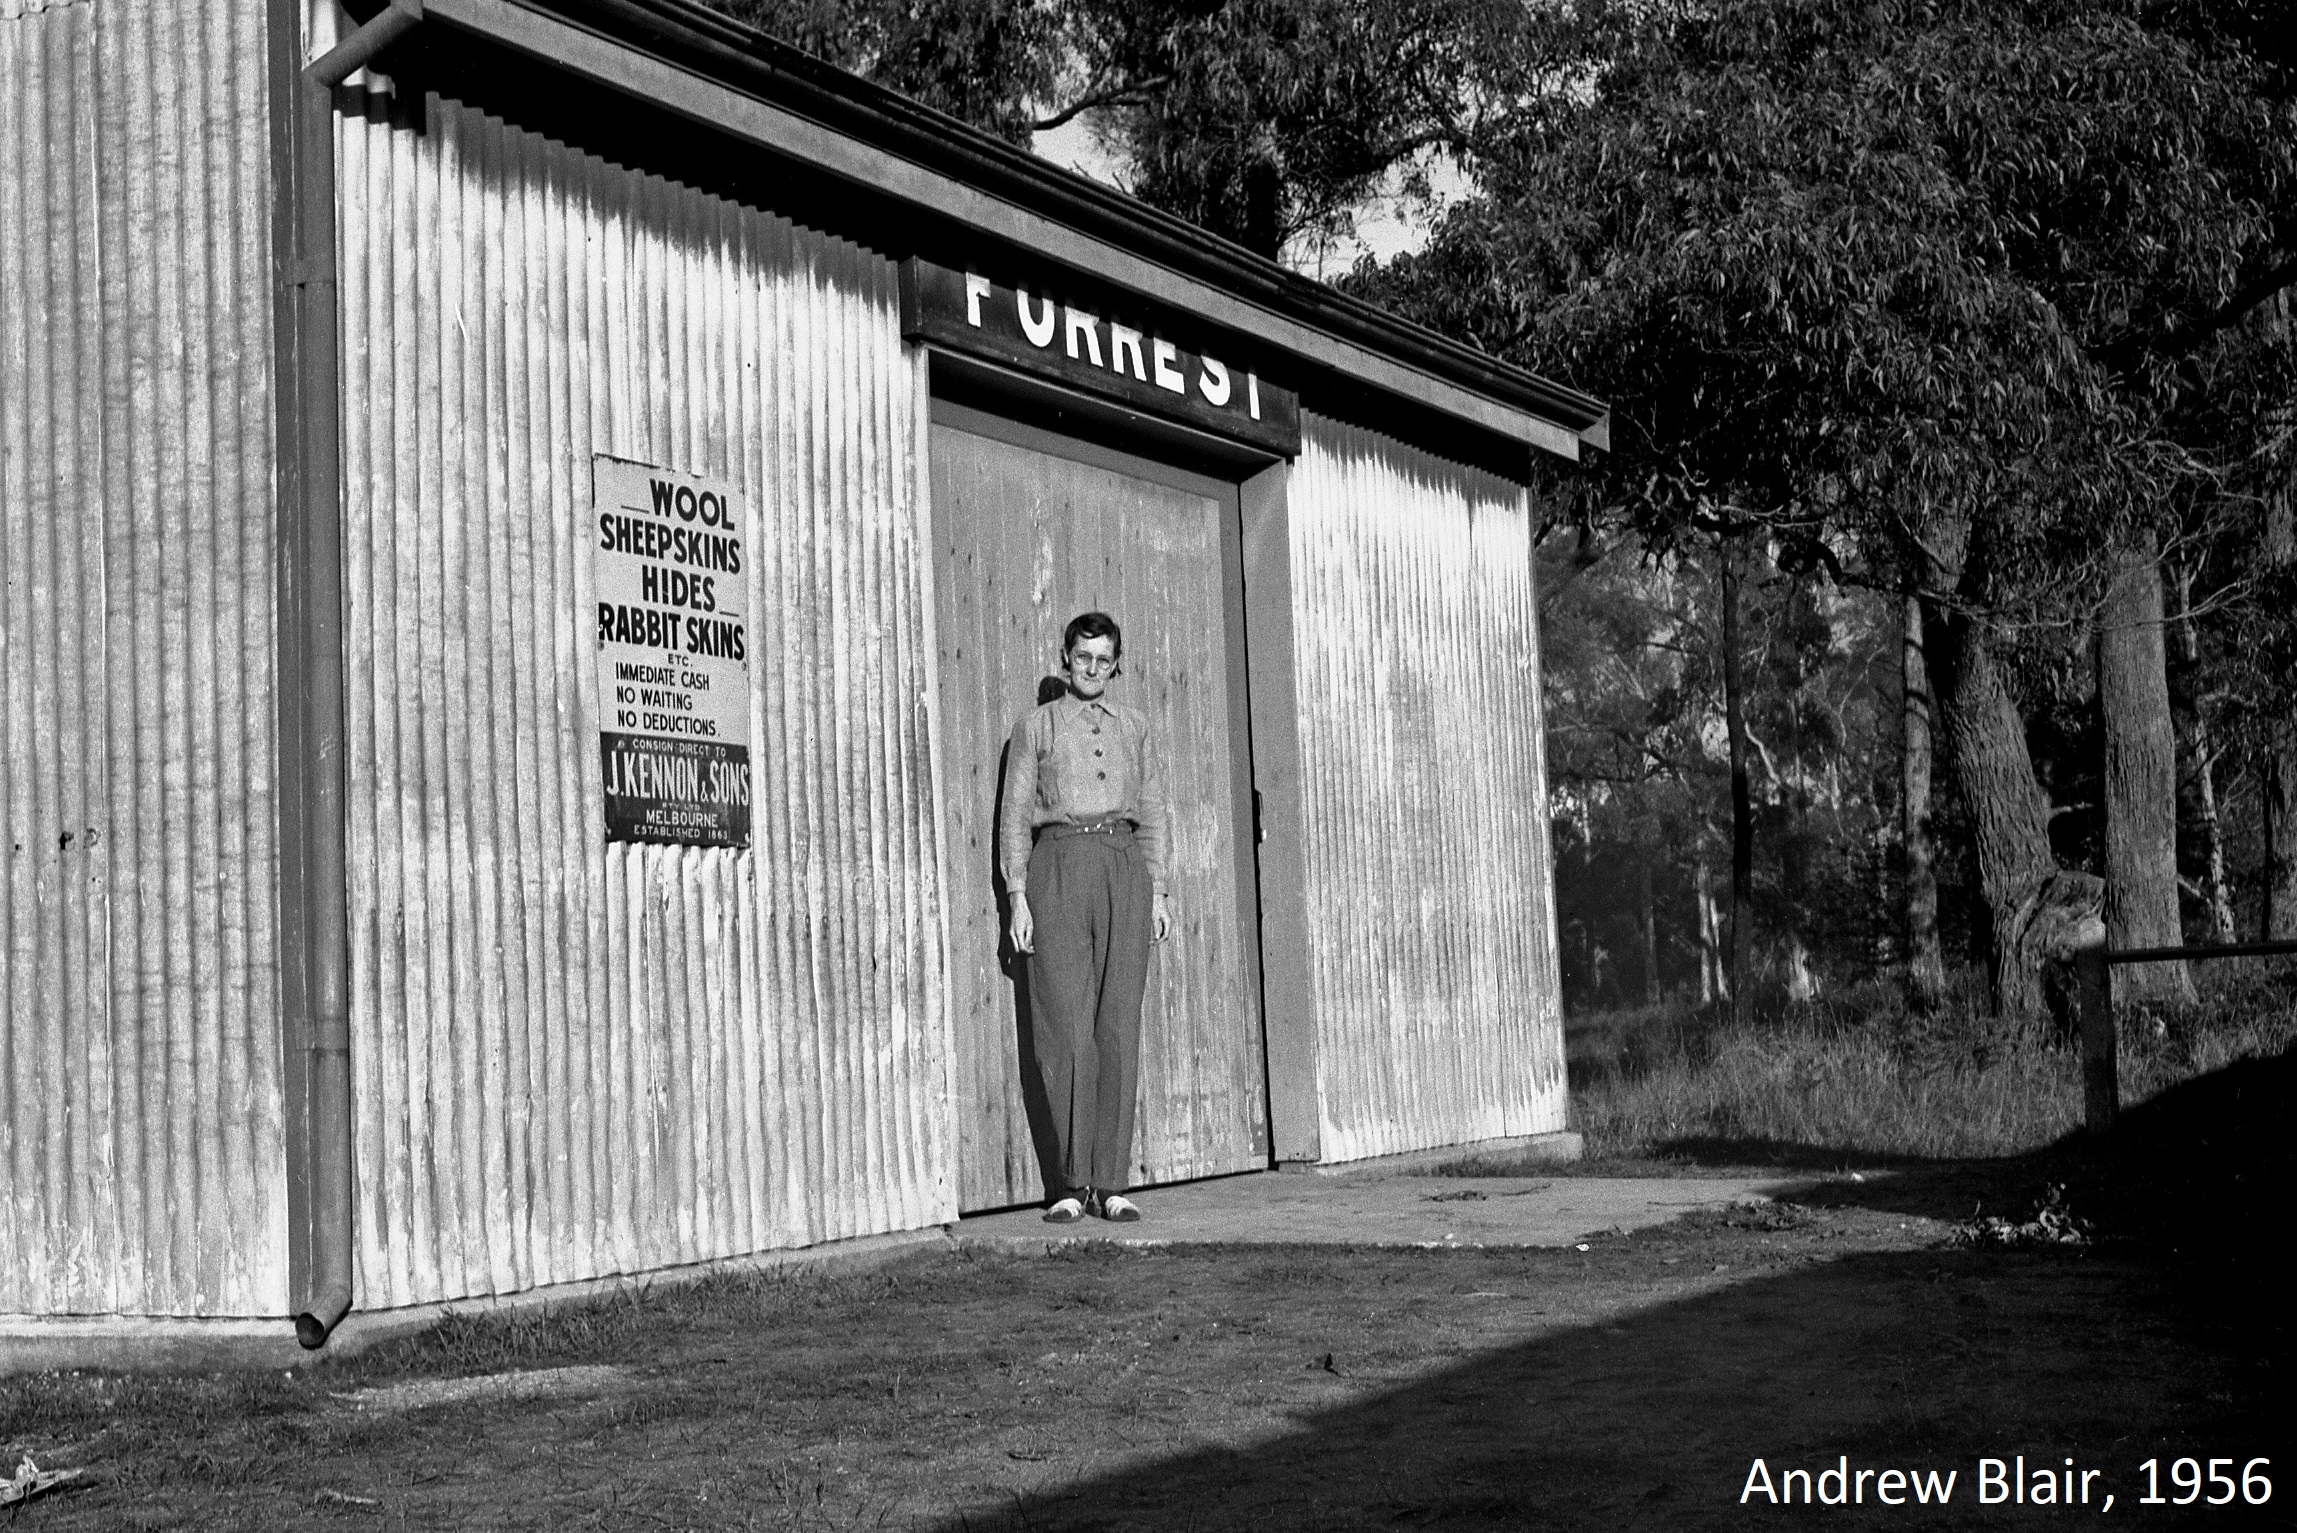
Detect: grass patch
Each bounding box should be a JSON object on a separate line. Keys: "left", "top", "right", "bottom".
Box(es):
{"left": 338, "top": 1255, "right": 947, "bottom": 1380}
{"left": 1560, "top": 963, "right": 2297, "bottom": 1166}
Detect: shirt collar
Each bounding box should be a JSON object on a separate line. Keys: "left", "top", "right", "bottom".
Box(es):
{"left": 1064, "top": 693, "right": 1115, "bottom": 720}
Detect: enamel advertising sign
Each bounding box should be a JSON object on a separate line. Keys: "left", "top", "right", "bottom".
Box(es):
{"left": 592, "top": 455, "right": 753, "bottom": 849}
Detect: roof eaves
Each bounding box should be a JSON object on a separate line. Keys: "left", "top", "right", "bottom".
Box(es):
{"left": 406, "top": 0, "right": 1611, "bottom": 453}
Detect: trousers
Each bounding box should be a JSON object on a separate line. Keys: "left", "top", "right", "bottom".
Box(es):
{"left": 1025, "top": 822, "right": 1152, "bottom": 1196}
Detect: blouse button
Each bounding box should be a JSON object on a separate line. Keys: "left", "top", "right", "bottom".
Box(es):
{"left": 1094, "top": 749, "right": 1104, "bottom": 757}
{"left": 1097, "top": 770, "right": 1106, "bottom": 780}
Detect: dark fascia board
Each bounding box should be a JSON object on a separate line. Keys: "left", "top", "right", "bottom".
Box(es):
{"left": 375, "top": 0, "right": 1609, "bottom": 461}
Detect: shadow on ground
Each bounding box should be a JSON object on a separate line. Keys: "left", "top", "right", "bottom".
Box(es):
{"left": 1612, "top": 1045, "right": 2297, "bottom": 1240}
{"left": 938, "top": 1048, "right": 2293, "bottom": 1532}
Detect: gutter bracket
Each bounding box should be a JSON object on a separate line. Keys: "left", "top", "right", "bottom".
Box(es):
{"left": 308, "top": 0, "right": 424, "bottom": 87}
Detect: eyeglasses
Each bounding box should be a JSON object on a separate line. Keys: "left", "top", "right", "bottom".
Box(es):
{"left": 1068, "top": 654, "right": 1119, "bottom": 674}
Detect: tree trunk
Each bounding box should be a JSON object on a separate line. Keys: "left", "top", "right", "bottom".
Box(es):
{"left": 2191, "top": 759, "right": 2236, "bottom": 943}
{"left": 1933, "top": 608, "right": 2061, "bottom": 1016}
{"left": 1638, "top": 847, "right": 1661, "bottom": 1006}
{"left": 1240, "top": 157, "right": 1284, "bottom": 262}
{"left": 2265, "top": 300, "right": 2297, "bottom": 939}
{"left": 1695, "top": 856, "right": 1721, "bottom": 1005}
{"left": 2269, "top": 739, "right": 2297, "bottom": 941}
{"left": 1695, "top": 867, "right": 1713, "bottom": 1006}
{"left": 1783, "top": 932, "right": 1821, "bottom": 1002}
{"left": 1719, "top": 537, "right": 1756, "bottom": 1016}
{"left": 1902, "top": 592, "right": 1947, "bottom": 1009}
{"left": 2168, "top": 562, "right": 2236, "bottom": 944}
{"left": 2098, "top": 534, "right": 2195, "bottom": 1005}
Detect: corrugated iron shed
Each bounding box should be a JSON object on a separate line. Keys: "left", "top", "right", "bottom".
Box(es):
{"left": 0, "top": 0, "right": 1602, "bottom": 1338}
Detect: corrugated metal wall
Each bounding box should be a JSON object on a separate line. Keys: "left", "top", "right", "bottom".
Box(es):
{"left": 0, "top": 0, "right": 287, "bottom": 1316}
{"left": 334, "top": 92, "right": 950, "bottom": 1307}
{"left": 1287, "top": 414, "right": 1566, "bottom": 1163}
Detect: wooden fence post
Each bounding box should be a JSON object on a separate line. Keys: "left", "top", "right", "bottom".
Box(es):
{"left": 2075, "top": 943, "right": 2116, "bottom": 1135}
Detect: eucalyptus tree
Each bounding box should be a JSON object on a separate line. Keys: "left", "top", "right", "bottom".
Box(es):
{"left": 1356, "top": 0, "right": 2295, "bottom": 1014}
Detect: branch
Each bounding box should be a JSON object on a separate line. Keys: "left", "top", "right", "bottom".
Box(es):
{"left": 1536, "top": 522, "right": 1609, "bottom": 601}
{"left": 2092, "top": 252, "right": 2297, "bottom": 372}
{"left": 1688, "top": 507, "right": 1765, "bottom": 539}
{"left": 1740, "top": 725, "right": 1785, "bottom": 797}
{"left": 1560, "top": 765, "right": 1672, "bottom": 786}
{"left": 1358, "top": 126, "right": 1461, "bottom": 171}
{"left": 1030, "top": 76, "right": 1171, "bottom": 132}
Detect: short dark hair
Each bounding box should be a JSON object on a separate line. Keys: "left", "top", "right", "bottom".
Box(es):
{"left": 1062, "top": 611, "right": 1123, "bottom": 674}
{"left": 1063, "top": 610, "right": 1122, "bottom": 655}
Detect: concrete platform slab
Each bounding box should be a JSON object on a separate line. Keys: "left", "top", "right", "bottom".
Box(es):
{"left": 1280, "top": 1130, "right": 1585, "bottom": 1176}
{"left": 952, "top": 1172, "right": 1815, "bottom": 1250}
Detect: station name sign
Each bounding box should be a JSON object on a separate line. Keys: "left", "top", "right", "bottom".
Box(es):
{"left": 900, "top": 259, "right": 1301, "bottom": 457}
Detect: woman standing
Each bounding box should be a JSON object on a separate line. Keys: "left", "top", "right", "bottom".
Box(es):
{"left": 1000, "top": 611, "right": 1171, "bottom": 1222}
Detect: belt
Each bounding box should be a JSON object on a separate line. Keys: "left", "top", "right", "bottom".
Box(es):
{"left": 1037, "top": 817, "right": 1134, "bottom": 842}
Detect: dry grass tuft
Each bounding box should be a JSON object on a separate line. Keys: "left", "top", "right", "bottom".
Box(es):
{"left": 1565, "top": 963, "right": 2297, "bottom": 1165}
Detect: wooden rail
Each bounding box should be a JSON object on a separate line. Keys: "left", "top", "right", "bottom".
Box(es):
{"left": 2074, "top": 940, "right": 2297, "bottom": 1134}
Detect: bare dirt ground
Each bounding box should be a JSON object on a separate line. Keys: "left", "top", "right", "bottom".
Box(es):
{"left": 5, "top": 1053, "right": 2290, "bottom": 1531}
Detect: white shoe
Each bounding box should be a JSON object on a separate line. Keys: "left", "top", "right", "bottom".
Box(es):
{"left": 1043, "top": 1196, "right": 1085, "bottom": 1224}
{"left": 1097, "top": 1194, "right": 1142, "bottom": 1223}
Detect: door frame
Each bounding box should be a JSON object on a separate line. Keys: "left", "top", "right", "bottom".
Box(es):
{"left": 922, "top": 389, "right": 1275, "bottom": 1206}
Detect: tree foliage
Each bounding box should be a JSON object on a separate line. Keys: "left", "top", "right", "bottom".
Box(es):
{"left": 1361, "top": 0, "right": 2291, "bottom": 567}
{"left": 1075, "top": 0, "right": 1509, "bottom": 258}
{"left": 1355, "top": 0, "right": 2294, "bottom": 1010}
{"left": 705, "top": 0, "right": 1516, "bottom": 259}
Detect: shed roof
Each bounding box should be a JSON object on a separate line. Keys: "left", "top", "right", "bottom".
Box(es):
{"left": 355, "top": 0, "right": 1609, "bottom": 466}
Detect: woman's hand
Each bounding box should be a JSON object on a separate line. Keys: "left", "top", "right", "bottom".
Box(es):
{"left": 1009, "top": 893, "right": 1035, "bottom": 954}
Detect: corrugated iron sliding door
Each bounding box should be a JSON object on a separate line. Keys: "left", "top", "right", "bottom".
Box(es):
{"left": 332, "top": 92, "right": 951, "bottom": 1307}
{"left": 930, "top": 402, "right": 1266, "bottom": 1210}
{"left": 1286, "top": 413, "right": 1567, "bottom": 1163}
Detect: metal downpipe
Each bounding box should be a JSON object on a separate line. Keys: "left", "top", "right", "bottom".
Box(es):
{"left": 285, "top": 0, "right": 423, "bottom": 1351}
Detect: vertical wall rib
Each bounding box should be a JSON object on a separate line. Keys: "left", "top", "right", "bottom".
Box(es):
{"left": 335, "top": 94, "right": 949, "bottom": 1308}
{"left": 1287, "top": 414, "right": 1565, "bottom": 1163}
{"left": 1, "top": 0, "right": 285, "bottom": 1316}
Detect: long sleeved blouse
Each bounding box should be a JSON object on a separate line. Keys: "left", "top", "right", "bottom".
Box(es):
{"left": 997, "top": 693, "right": 1169, "bottom": 898}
